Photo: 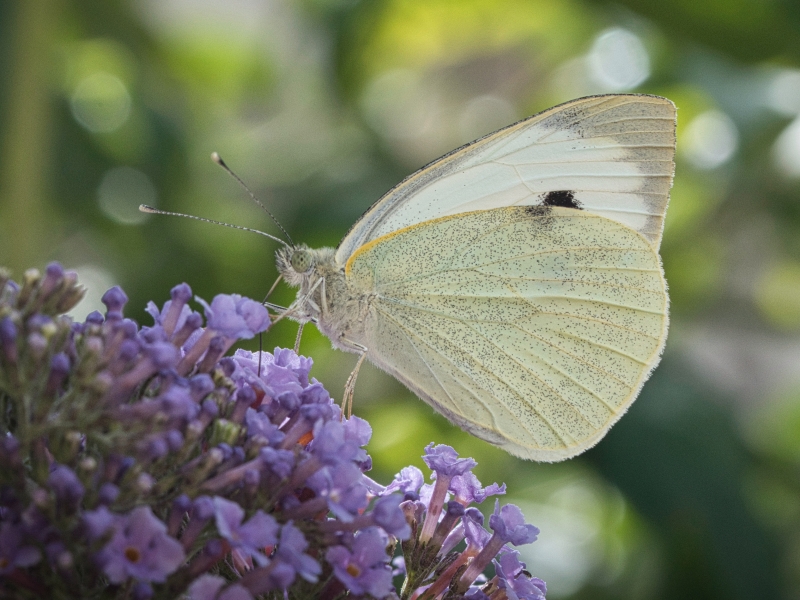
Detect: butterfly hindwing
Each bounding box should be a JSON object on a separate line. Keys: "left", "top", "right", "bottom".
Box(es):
{"left": 345, "top": 206, "right": 668, "bottom": 461}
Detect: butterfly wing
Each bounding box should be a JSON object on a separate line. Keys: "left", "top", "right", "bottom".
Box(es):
{"left": 336, "top": 94, "right": 675, "bottom": 266}
{"left": 345, "top": 206, "right": 668, "bottom": 461}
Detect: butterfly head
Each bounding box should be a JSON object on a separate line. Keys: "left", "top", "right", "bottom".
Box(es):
{"left": 276, "top": 244, "right": 319, "bottom": 287}
{"left": 289, "top": 248, "right": 313, "bottom": 273}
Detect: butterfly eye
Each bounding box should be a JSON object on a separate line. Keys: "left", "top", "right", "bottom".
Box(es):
{"left": 290, "top": 249, "right": 313, "bottom": 273}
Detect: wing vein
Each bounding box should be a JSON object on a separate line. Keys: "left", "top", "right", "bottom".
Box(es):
{"left": 466, "top": 270, "right": 666, "bottom": 295}
{"left": 533, "top": 98, "right": 670, "bottom": 143}
{"left": 504, "top": 322, "right": 624, "bottom": 408}
{"left": 495, "top": 159, "right": 675, "bottom": 166}
{"left": 555, "top": 328, "right": 650, "bottom": 366}
{"left": 529, "top": 133, "right": 674, "bottom": 147}
{"left": 377, "top": 245, "right": 656, "bottom": 289}
{"left": 376, "top": 304, "right": 568, "bottom": 446}
{"left": 377, "top": 295, "right": 661, "bottom": 340}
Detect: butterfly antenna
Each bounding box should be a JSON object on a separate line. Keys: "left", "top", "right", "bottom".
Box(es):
{"left": 211, "top": 152, "right": 294, "bottom": 247}
{"left": 139, "top": 205, "right": 290, "bottom": 247}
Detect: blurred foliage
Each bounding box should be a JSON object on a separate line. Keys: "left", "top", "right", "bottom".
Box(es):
{"left": 3, "top": 0, "right": 800, "bottom": 597}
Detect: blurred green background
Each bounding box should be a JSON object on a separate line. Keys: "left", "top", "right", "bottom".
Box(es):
{"left": 2, "top": 0, "right": 800, "bottom": 597}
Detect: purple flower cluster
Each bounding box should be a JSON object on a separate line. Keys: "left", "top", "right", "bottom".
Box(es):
{"left": 0, "top": 264, "right": 546, "bottom": 599}
{"left": 378, "top": 444, "right": 545, "bottom": 600}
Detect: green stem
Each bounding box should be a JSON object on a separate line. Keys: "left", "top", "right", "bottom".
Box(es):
{"left": 0, "top": 0, "right": 61, "bottom": 271}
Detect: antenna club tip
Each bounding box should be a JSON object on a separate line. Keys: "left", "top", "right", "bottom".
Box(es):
{"left": 211, "top": 152, "right": 225, "bottom": 166}
{"left": 139, "top": 204, "right": 157, "bottom": 213}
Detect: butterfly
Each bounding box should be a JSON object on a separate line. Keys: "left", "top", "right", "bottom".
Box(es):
{"left": 275, "top": 93, "right": 675, "bottom": 462}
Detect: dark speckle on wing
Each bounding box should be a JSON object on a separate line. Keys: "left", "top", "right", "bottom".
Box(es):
{"left": 524, "top": 204, "right": 552, "bottom": 217}
{"left": 542, "top": 190, "right": 582, "bottom": 210}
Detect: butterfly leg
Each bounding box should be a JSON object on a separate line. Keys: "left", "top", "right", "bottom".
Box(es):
{"left": 341, "top": 338, "right": 368, "bottom": 419}
{"left": 262, "top": 274, "right": 283, "bottom": 303}
{"left": 270, "top": 277, "right": 323, "bottom": 326}
{"left": 320, "top": 276, "right": 329, "bottom": 316}
{"left": 293, "top": 323, "right": 305, "bottom": 353}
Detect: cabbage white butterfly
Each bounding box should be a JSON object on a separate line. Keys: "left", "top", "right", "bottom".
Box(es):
{"left": 145, "top": 93, "right": 675, "bottom": 461}
{"left": 275, "top": 94, "right": 674, "bottom": 462}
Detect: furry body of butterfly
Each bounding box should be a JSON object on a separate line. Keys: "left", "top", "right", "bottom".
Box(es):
{"left": 275, "top": 94, "right": 675, "bottom": 462}
{"left": 276, "top": 244, "right": 372, "bottom": 348}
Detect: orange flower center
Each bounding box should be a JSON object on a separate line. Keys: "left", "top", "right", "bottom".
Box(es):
{"left": 124, "top": 547, "right": 141, "bottom": 563}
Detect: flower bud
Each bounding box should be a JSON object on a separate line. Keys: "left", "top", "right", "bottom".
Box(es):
{"left": 101, "top": 286, "right": 128, "bottom": 320}
{"left": 210, "top": 419, "right": 244, "bottom": 447}
{"left": 79, "top": 457, "right": 97, "bottom": 473}
{"left": 136, "top": 472, "right": 155, "bottom": 494}
{"left": 55, "top": 272, "right": 85, "bottom": 313}
{"left": 26, "top": 332, "right": 47, "bottom": 359}
{"left": 197, "top": 335, "right": 228, "bottom": 373}
{"left": 172, "top": 311, "right": 203, "bottom": 347}
{"left": 85, "top": 311, "right": 104, "bottom": 325}
{"left": 18, "top": 268, "right": 41, "bottom": 306}
{"left": 161, "top": 283, "right": 192, "bottom": 337}
{"left": 98, "top": 483, "right": 120, "bottom": 505}
{"left": 0, "top": 317, "right": 18, "bottom": 365}
{"left": 39, "top": 263, "right": 65, "bottom": 301}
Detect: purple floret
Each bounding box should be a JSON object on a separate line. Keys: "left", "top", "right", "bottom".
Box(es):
{"left": 383, "top": 466, "right": 424, "bottom": 497}
{"left": 197, "top": 294, "right": 270, "bottom": 340}
{"left": 309, "top": 420, "right": 365, "bottom": 466}
{"left": 489, "top": 501, "right": 539, "bottom": 546}
{"left": 371, "top": 494, "right": 412, "bottom": 540}
{"left": 274, "top": 521, "right": 321, "bottom": 583}
{"left": 230, "top": 349, "right": 312, "bottom": 400}
{"left": 422, "top": 443, "right": 477, "bottom": 478}
{"left": 213, "top": 497, "right": 278, "bottom": 566}
{"left": 245, "top": 408, "right": 284, "bottom": 445}
{"left": 272, "top": 347, "right": 313, "bottom": 387}
{"left": 91, "top": 506, "right": 185, "bottom": 584}
{"left": 463, "top": 507, "right": 491, "bottom": 550}
{"left": 0, "top": 522, "right": 41, "bottom": 574}
{"left": 494, "top": 550, "right": 547, "bottom": 600}
{"left": 342, "top": 415, "right": 371, "bottom": 456}
{"left": 326, "top": 527, "right": 393, "bottom": 597}
{"left": 450, "top": 472, "right": 506, "bottom": 504}
{"left": 307, "top": 462, "right": 369, "bottom": 522}
{"left": 187, "top": 574, "right": 254, "bottom": 600}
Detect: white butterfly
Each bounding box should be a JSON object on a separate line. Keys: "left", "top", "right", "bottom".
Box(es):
{"left": 277, "top": 94, "right": 675, "bottom": 462}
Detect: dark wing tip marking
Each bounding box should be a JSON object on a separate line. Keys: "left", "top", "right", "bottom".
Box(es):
{"left": 541, "top": 190, "right": 582, "bottom": 210}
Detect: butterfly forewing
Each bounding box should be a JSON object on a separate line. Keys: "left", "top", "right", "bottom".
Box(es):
{"left": 336, "top": 94, "right": 675, "bottom": 266}
{"left": 345, "top": 206, "right": 668, "bottom": 461}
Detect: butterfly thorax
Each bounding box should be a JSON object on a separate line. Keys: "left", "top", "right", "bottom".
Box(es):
{"left": 276, "top": 245, "right": 373, "bottom": 354}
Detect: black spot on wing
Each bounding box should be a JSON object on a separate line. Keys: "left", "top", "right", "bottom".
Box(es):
{"left": 542, "top": 190, "right": 582, "bottom": 210}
